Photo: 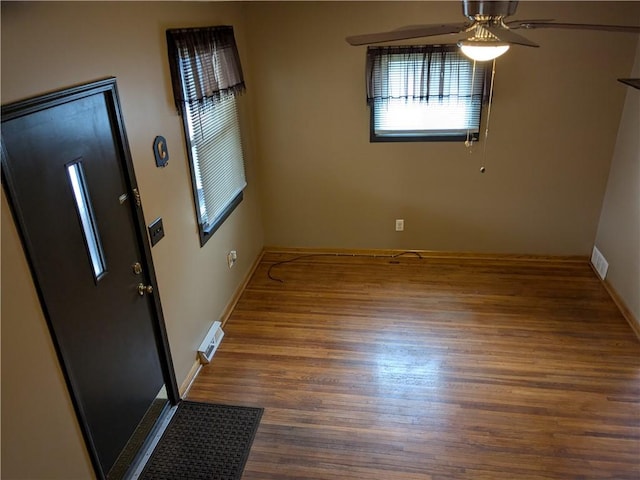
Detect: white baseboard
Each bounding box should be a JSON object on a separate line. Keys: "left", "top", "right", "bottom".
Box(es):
{"left": 179, "top": 359, "right": 202, "bottom": 398}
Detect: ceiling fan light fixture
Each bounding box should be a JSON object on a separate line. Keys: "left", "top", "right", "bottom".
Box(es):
{"left": 458, "top": 40, "right": 510, "bottom": 61}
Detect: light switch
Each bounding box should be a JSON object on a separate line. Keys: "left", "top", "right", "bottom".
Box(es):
{"left": 148, "top": 218, "right": 164, "bottom": 247}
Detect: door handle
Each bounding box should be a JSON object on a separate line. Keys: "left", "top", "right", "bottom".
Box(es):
{"left": 137, "top": 283, "right": 153, "bottom": 296}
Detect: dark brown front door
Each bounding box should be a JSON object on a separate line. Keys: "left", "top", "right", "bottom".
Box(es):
{"left": 2, "top": 79, "right": 177, "bottom": 479}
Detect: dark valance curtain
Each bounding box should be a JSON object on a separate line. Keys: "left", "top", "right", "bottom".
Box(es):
{"left": 366, "top": 45, "right": 487, "bottom": 105}
{"left": 166, "top": 26, "right": 245, "bottom": 113}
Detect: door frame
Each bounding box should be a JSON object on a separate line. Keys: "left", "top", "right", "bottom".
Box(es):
{"left": 1, "top": 77, "right": 180, "bottom": 479}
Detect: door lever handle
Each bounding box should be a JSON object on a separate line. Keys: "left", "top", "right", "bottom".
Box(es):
{"left": 137, "top": 283, "right": 153, "bottom": 296}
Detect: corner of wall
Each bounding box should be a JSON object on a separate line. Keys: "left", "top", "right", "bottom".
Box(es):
{"left": 593, "top": 35, "right": 640, "bottom": 327}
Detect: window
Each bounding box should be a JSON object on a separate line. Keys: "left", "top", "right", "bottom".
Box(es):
{"left": 367, "top": 45, "right": 487, "bottom": 142}
{"left": 66, "top": 159, "right": 107, "bottom": 281}
{"left": 167, "top": 26, "right": 247, "bottom": 246}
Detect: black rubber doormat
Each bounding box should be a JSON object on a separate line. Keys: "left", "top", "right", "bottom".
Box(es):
{"left": 139, "top": 401, "right": 263, "bottom": 480}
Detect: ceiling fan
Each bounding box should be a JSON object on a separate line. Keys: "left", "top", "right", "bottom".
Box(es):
{"left": 346, "top": 0, "right": 640, "bottom": 61}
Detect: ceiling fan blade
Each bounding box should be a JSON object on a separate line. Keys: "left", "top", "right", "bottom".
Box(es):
{"left": 484, "top": 25, "right": 539, "bottom": 47}
{"left": 508, "top": 21, "right": 640, "bottom": 33}
{"left": 346, "top": 23, "right": 467, "bottom": 46}
{"left": 506, "top": 19, "right": 555, "bottom": 29}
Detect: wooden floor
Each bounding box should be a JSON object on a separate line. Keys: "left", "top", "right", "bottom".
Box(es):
{"left": 187, "top": 252, "right": 640, "bottom": 480}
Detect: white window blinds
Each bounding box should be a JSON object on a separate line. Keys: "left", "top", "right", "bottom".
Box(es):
{"left": 167, "top": 26, "right": 247, "bottom": 244}
{"left": 183, "top": 90, "right": 246, "bottom": 231}
{"left": 367, "top": 45, "right": 487, "bottom": 141}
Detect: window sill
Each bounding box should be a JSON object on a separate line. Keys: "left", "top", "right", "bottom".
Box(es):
{"left": 198, "top": 191, "right": 243, "bottom": 247}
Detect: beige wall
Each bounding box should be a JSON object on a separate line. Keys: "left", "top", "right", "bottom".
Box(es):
{"left": 595, "top": 37, "right": 640, "bottom": 323}
{"left": 2, "top": 1, "right": 638, "bottom": 479}
{"left": 1, "top": 2, "right": 263, "bottom": 478}
{"left": 245, "top": 1, "right": 638, "bottom": 254}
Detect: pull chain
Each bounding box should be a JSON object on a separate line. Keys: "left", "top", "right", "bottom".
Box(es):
{"left": 480, "top": 58, "right": 497, "bottom": 174}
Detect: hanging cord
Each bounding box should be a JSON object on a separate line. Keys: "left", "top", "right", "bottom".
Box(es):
{"left": 465, "top": 60, "right": 478, "bottom": 149}
{"left": 480, "top": 59, "right": 497, "bottom": 174}
{"left": 267, "top": 251, "right": 423, "bottom": 283}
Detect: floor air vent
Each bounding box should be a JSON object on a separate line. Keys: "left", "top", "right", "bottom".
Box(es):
{"left": 198, "top": 321, "right": 224, "bottom": 364}
{"left": 590, "top": 246, "right": 609, "bottom": 280}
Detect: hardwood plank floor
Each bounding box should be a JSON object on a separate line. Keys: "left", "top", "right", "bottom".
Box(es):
{"left": 187, "top": 252, "right": 640, "bottom": 479}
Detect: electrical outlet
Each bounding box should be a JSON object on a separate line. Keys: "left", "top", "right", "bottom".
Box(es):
{"left": 227, "top": 250, "right": 237, "bottom": 269}
{"left": 395, "top": 219, "right": 404, "bottom": 231}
